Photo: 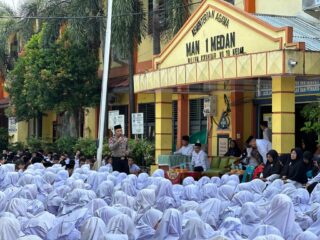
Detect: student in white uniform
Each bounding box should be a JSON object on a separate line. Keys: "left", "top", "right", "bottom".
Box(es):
{"left": 191, "top": 143, "right": 208, "bottom": 172}
{"left": 247, "top": 136, "right": 272, "bottom": 165}
{"left": 174, "top": 136, "right": 193, "bottom": 157}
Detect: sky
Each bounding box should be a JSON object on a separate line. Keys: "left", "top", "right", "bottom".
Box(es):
{"left": 1, "top": 0, "right": 25, "bottom": 11}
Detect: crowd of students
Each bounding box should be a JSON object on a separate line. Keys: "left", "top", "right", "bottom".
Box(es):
{"left": 0, "top": 157, "right": 320, "bottom": 239}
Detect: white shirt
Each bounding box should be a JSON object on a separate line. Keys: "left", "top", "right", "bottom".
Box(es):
{"left": 308, "top": 172, "right": 320, "bottom": 185}
{"left": 174, "top": 144, "right": 193, "bottom": 156}
{"left": 191, "top": 150, "right": 208, "bottom": 171}
{"left": 263, "top": 128, "right": 272, "bottom": 142}
{"left": 256, "top": 139, "right": 272, "bottom": 164}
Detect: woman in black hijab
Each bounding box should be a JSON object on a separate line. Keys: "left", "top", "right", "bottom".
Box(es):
{"left": 282, "top": 148, "right": 308, "bottom": 185}
{"left": 262, "top": 149, "right": 281, "bottom": 180}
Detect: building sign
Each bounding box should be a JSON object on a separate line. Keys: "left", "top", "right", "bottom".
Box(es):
{"left": 132, "top": 113, "right": 144, "bottom": 135}
{"left": 186, "top": 10, "right": 245, "bottom": 63}
{"left": 256, "top": 80, "right": 320, "bottom": 98}
{"left": 8, "top": 117, "right": 17, "bottom": 134}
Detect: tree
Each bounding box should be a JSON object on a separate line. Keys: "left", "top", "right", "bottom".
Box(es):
{"left": 152, "top": 0, "right": 192, "bottom": 55}
{"left": 301, "top": 102, "right": 320, "bottom": 142}
{"left": 6, "top": 28, "right": 101, "bottom": 137}
{"left": 111, "top": 0, "right": 147, "bottom": 133}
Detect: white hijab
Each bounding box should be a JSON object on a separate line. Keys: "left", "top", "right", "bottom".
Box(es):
{"left": 153, "top": 208, "right": 182, "bottom": 240}
{"left": 307, "top": 207, "right": 320, "bottom": 235}
{"left": 95, "top": 206, "right": 122, "bottom": 226}
{"left": 106, "top": 214, "right": 136, "bottom": 240}
{"left": 249, "top": 225, "right": 282, "bottom": 240}
{"left": 183, "top": 184, "right": 200, "bottom": 202}
{"left": 96, "top": 180, "right": 114, "bottom": 205}
{"left": 81, "top": 217, "right": 108, "bottom": 240}
{"left": 201, "top": 183, "right": 218, "bottom": 201}
{"left": 197, "top": 198, "right": 222, "bottom": 229}
{"left": 0, "top": 217, "right": 21, "bottom": 240}
{"left": 136, "top": 208, "right": 162, "bottom": 240}
{"left": 219, "top": 217, "right": 243, "bottom": 240}
{"left": 263, "top": 194, "right": 302, "bottom": 240}
{"left": 179, "top": 218, "right": 217, "bottom": 240}
{"left": 295, "top": 231, "right": 318, "bottom": 240}
{"left": 292, "top": 188, "right": 311, "bottom": 212}
{"left": 240, "top": 202, "right": 262, "bottom": 238}
{"left": 135, "top": 189, "right": 156, "bottom": 213}
{"left": 23, "top": 211, "right": 55, "bottom": 239}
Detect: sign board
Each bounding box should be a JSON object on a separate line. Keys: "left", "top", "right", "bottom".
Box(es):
{"left": 256, "top": 79, "right": 320, "bottom": 98}
{"left": 217, "top": 134, "right": 229, "bottom": 156}
{"left": 203, "top": 96, "right": 217, "bottom": 117}
{"left": 108, "top": 110, "right": 119, "bottom": 130}
{"left": 8, "top": 117, "right": 17, "bottom": 134}
{"left": 132, "top": 113, "right": 144, "bottom": 134}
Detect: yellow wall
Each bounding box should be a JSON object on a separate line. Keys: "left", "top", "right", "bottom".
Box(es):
{"left": 42, "top": 112, "right": 56, "bottom": 141}
{"left": 84, "top": 108, "right": 97, "bottom": 139}
{"left": 10, "top": 121, "right": 28, "bottom": 143}
{"left": 256, "top": 0, "right": 303, "bottom": 16}
{"left": 243, "top": 91, "right": 255, "bottom": 141}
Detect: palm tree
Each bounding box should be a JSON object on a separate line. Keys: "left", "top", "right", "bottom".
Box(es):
{"left": 152, "top": 0, "right": 192, "bottom": 55}
{"left": 111, "top": 0, "right": 147, "bottom": 132}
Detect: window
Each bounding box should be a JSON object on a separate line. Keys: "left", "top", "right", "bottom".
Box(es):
{"left": 189, "top": 99, "right": 207, "bottom": 136}
{"left": 138, "top": 103, "right": 155, "bottom": 141}
{"left": 111, "top": 105, "right": 129, "bottom": 136}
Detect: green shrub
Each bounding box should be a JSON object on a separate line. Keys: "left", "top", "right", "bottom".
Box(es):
{"left": 128, "top": 138, "right": 155, "bottom": 166}
{"left": 74, "top": 138, "right": 97, "bottom": 158}
{"left": 54, "top": 136, "right": 77, "bottom": 155}
{"left": 8, "top": 142, "right": 25, "bottom": 152}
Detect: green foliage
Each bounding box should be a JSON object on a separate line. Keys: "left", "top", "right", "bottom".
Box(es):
{"left": 6, "top": 28, "right": 101, "bottom": 121}
{"left": 0, "top": 127, "right": 8, "bottom": 151}
{"left": 8, "top": 141, "right": 25, "bottom": 152}
{"left": 128, "top": 138, "right": 155, "bottom": 166}
{"left": 111, "top": 0, "right": 147, "bottom": 58}
{"left": 162, "top": 0, "right": 192, "bottom": 40}
{"left": 74, "top": 138, "right": 97, "bottom": 158}
{"left": 26, "top": 136, "right": 54, "bottom": 153}
{"left": 301, "top": 103, "right": 320, "bottom": 140}
{"left": 54, "top": 136, "right": 77, "bottom": 154}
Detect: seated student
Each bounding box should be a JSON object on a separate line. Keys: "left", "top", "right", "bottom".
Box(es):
{"left": 224, "top": 140, "right": 241, "bottom": 157}
{"left": 0, "top": 155, "right": 5, "bottom": 166}
{"left": 174, "top": 135, "right": 193, "bottom": 156}
{"left": 303, "top": 151, "right": 314, "bottom": 178}
{"left": 262, "top": 149, "right": 281, "bottom": 182}
{"left": 104, "top": 156, "right": 113, "bottom": 173}
{"left": 191, "top": 143, "right": 208, "bottom": 172}
{"left": 86, "top": 157, "right": 95, "bottom": 170}
{"left": 306, "top": 155, "right": 320, "bottom": 193}
{"left": 128, "top": 157, "right": 140, "bottom": 175}
{"left": 79, "top": 156, "right": 86, "bottom": 168}
{"left": 251, "top": 150, "right": 264, "bottom": 179}
{"left": 282, "top": 148, "right": 308, "bottom": 187}
{"left": 15, "top": 160, "right": 25, "bottom": 172}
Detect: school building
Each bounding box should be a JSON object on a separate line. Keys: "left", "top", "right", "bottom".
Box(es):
{"left": 2, "top": 0, "right": 320, "bottom": 161}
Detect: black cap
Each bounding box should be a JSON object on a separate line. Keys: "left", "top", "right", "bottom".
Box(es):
{"left": 114, "top": 125, "right": 122, "bottom": 130}
{"left": 182, "top": 135, "right": 190, "bottom": 142}
{"left": 195, "top": 143, "right": 201, "bottom": 147}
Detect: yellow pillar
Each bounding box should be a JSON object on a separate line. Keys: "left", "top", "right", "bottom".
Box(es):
{"left": 155, "top": 90, "right": 172, "bottom": 162}
{"left": 84, "top": 107, "right": 97, "bottom": 139}
{"left": 272, "top": 75, "right": 295, "bottom": 154}
{"left": 9, "top": 121, "right": 28, "bottom": 144}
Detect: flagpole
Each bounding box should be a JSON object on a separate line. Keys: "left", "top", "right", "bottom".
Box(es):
{"left": 96, "top": 0, "right": 113, "bottom": 169}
